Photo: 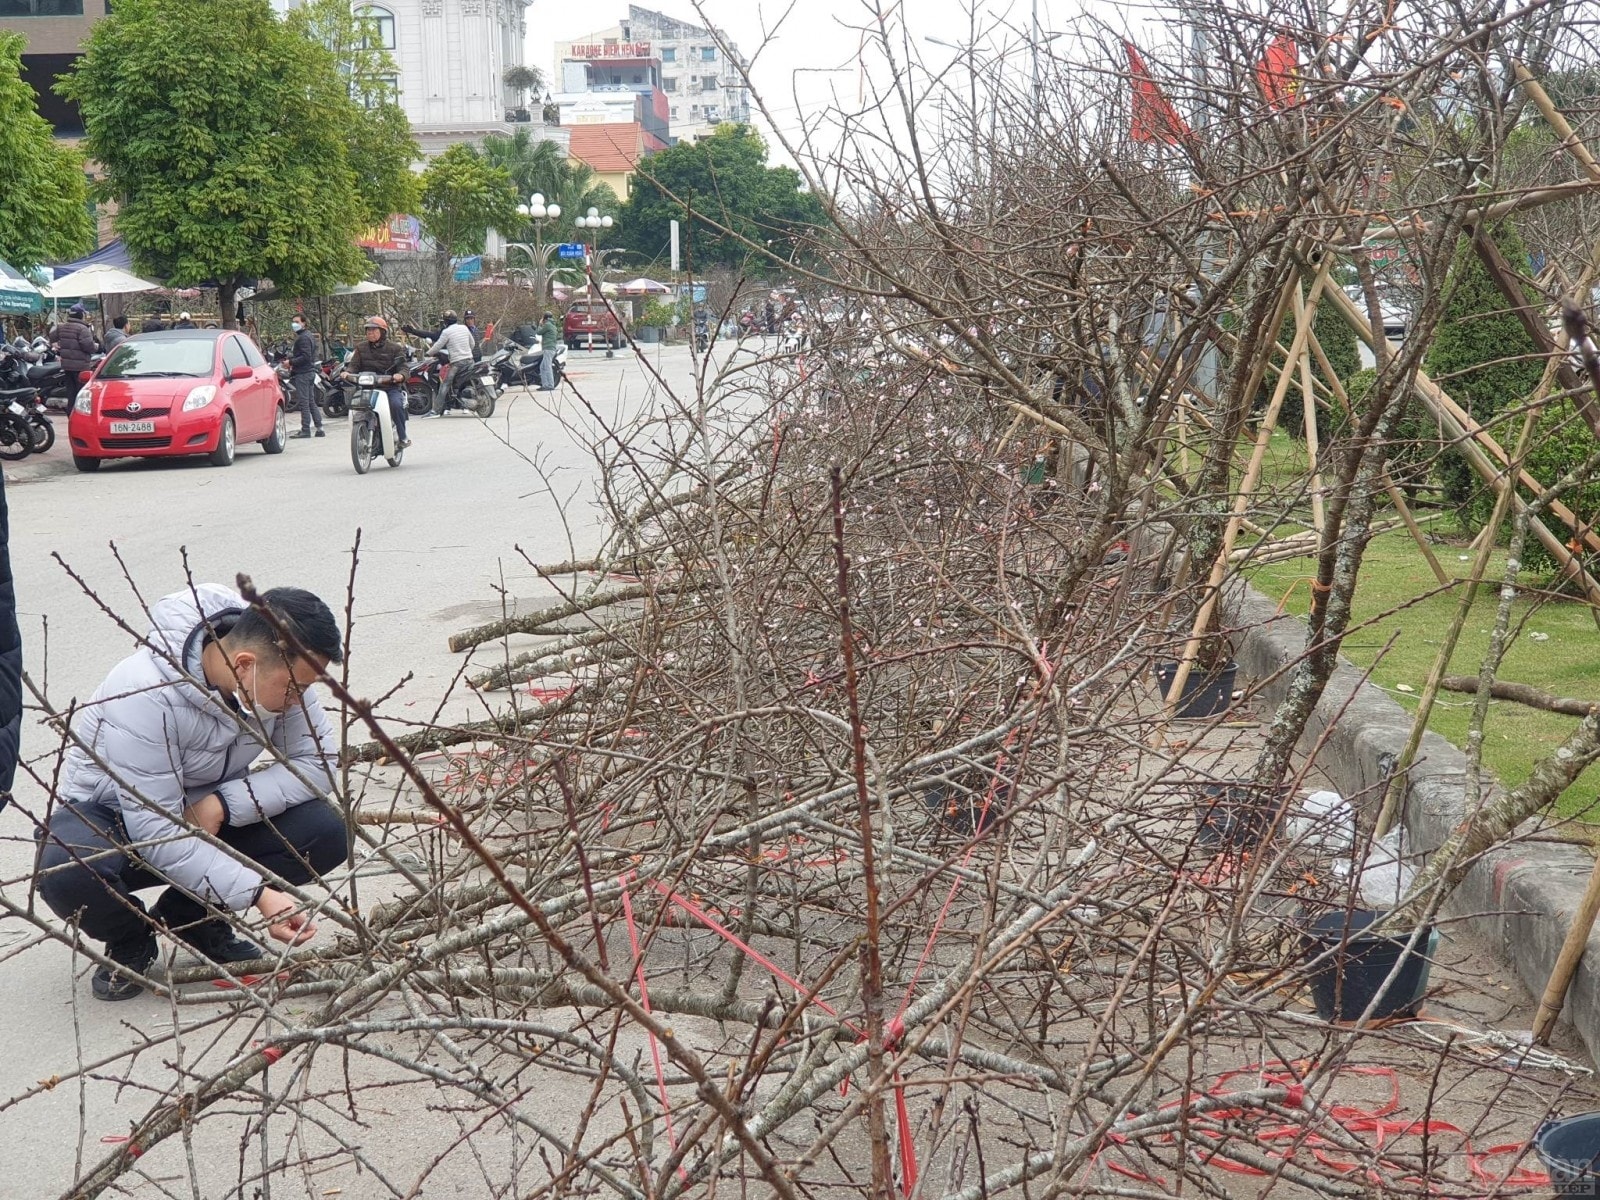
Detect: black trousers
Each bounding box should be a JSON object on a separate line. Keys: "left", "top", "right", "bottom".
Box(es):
{"left": 293, "top": 371, "right": 321, "bottom": 431}
{"left": 36, "top": 799, "right": 347, "bottom": 948}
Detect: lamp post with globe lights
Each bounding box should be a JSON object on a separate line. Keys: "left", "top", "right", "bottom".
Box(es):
{"left": 575, "top": 206, "right": 617, "bottom": 355}
{"left": 507, "top": 192, "right": 563, "bottom": 307}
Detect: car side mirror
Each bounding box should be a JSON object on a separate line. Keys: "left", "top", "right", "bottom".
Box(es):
{"left": 78, "top": 370, "right": 93, "bottom": 383}
{"left": 229, "top": 364, "right": 253, "bottom": 381}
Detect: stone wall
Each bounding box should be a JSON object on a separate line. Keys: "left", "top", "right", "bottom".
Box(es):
{"left": 1226, "top": 583, "right": 1600, "bottom": 1056}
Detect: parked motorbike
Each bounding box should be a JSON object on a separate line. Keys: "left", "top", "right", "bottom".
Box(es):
{"left": 404, "top": 350, "right": 442, "bottom": 415}
{"left": 0, "top": 398, "right": 37, "bottom": 461}
{"left": 490, "top": 340, "right": 565, "bottom": 390}
{"left": 318, "top": 359, "right": 348, "bottom": 418}
{"left": 23, "top": 397, "right": 53, "bottom": 454}
{"left": 345, "top": 371, "right": 403, "bottom": 474}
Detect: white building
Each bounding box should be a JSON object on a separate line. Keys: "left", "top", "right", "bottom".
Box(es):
{"left": 354, "top": 0, "right": 567, "bottom": 158}
{"left": 557, "top": 4, "right": 750, "bottom": 145}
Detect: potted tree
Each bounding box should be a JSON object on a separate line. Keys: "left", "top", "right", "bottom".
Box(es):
{"left": 502, "top": 65, "right": 542, "bottom": 123}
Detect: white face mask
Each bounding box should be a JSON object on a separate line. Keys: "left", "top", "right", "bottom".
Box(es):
{"left": 234, "top": 665, "right": 274, "bottom": 724}
{"left": 291, "top": 322, "right": 303, "bottom": 332}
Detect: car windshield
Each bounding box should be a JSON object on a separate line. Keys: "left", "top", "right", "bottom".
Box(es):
{"left": 99, "top": 339, "right": 215, "bottom": 379}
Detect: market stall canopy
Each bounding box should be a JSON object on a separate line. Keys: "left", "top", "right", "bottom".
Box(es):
{"left": 0, "top": 260, "right": 43, "bottom": 314}
{"left": 49, "top": 238, "right": 136, "bottom": 278}
{"left": 43, "top": 263, "right": 161, "bottom": 299}
{"left": 617, "top": 277, "right": 672, "bottom": 295}
{"left": 247, "top": 280, "right": 394, "bottom": 303}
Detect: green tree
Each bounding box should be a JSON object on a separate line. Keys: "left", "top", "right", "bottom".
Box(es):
{"left": 502, "top": 64, "right": 544, "bottom": 114}
{"left": 621, "top": 124, "right": 826, "bottom": 271}
{"left": 62, "top": 0, "right": 370, "bottom": 325}
{"left": 1424, "top": 221, "right": 1545, "bottom": 526}
{"left": 482, "top": 127, "right": 567, "bottom": 200}
{"left": 0, "top": 31, "right": 94, "bottom": 270}
{"left": 288, "top": 0, "right": 419, "bottom": 227}
{"left": 418, "top": 144, "right": 519, "bottom": 274}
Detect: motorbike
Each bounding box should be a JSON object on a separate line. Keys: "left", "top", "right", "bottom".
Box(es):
{"left": 404, "top": 350, "right": 442, "bottom": 415}
{"left": 694, "top": 321, "right": 710, "bottom": 353}
{"left": 490, "top": 340, "right": 565, "bottom": 390}
{"left": 318, "top": 360, "right": 348, "bottom": 418}
{"left": 432, "top": 355, "right": 496, "bottom": 418}
{"left": 345, "top": 371, "right": 403, "bottom": 474}
{"left": 0, "top": 396, "right": 37, "bottom": 461}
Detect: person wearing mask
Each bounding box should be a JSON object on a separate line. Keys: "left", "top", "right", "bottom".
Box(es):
{"left": 288, "top": 316, "right": 323, "bottom": 439}
{"left": 173, "top": 312, "right": 197, "bottom": 330}
{"left": 537, "top": 311, "right": 560, "bottom": 391}
{"left": 54, "top": 304, "right": 99, "bottom": 380}
{"left": 35, "top": 585, "right": 346, "bottom": 1001}
{"left": 101, "top": 315, "right": 129, "bottom": 354}
{"left": 343, "top": 316, "right": 410, "bottom": 448}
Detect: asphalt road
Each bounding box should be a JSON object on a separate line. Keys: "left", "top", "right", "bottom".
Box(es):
{"left": 0, "top": 339, "right": 720, "bottom": 1194}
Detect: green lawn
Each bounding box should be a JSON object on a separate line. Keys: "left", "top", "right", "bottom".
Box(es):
{"left": 1249, "top": 525, "right": 1600, "bottom": 820}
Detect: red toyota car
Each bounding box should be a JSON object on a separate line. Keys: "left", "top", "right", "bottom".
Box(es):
{"left": 68, "top": 329, "right": 287, "bottom": 472}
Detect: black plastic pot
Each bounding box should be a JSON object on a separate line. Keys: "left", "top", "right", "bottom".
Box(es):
{"left": 1301, "top": 908, "right": 1433, "bottom": 1022}
{"left": 1535, "top": 1112, "right": 1600, "bottom": 1183}
{"left": 1194, "top": 783, "right": 1283, "bottom": 851}
{"left": 1154, "top": 659, "right": 1237, "bottom": 719}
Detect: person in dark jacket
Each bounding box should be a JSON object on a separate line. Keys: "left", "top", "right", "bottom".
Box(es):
{"left": 54, "top": 304, "right": 98, "bottom": 377}
{"left": 172, "top": 312, "right": 198, "bottom": 330}
{"left": 35, "top": 585, "right": 346, "bottom": 1001}
{"left": 142, "top": 315, "right": 167, "bottom": 334}
{"left": 288, "top": 316, "right": 322, "bottom": 438}
{"left": 101, "top": 315, "right": 129, "bottom": 353}
{"left": 0, "top": 469, "right": 21, "bottom": 815}
{"left": 344, "top": 316, "right": 410, "bottom": 446}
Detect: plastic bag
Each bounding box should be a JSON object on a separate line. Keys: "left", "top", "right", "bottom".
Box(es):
{"left": 1358, "top": 827, "right": 1415, "bottom": 910}
{"left": 1287, "top": 789, "right": 1355, "bottom": 858}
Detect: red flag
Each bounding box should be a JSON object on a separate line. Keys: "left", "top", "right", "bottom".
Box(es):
{"left": 1257, "top": 34, "right": 1298, "bottom": 109}
{"left": 1125, "top": 41, "right": 1190, "bottom": 145}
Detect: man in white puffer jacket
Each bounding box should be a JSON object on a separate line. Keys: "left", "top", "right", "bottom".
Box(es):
{"left": 37, "top": 584, "right": 347, "bottom": 1000}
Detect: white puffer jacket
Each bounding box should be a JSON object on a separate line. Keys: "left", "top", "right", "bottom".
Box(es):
{"left": 58, "top": 584, "right": 337, "bottom": 910}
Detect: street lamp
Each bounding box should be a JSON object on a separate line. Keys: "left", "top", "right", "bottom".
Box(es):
{"left": 573, "top": 207, "right": 617, "bottom": 355}
{"left": 508, "top": 191, "right": 563, "bottom": 306}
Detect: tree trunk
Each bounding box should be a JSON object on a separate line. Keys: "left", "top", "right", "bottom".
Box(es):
{"left": 218, "top": 279, "right": 239, "bottom": 330}
{"left": 1438, "top": 676, "right": 1597, "bottom": 718}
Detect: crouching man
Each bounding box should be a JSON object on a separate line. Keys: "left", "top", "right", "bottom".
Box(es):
{"left": 36, "top": 584, "right": 347, "bottom": 1000}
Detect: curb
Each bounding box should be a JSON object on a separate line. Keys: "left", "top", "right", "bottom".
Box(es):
{"left": 1226, "top": 583, "right": 1600, "bottom": 1058}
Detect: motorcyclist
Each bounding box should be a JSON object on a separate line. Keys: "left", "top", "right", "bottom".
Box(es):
{"left": 342, "top": 316, "right": 409, "bottom": 448}
{"left": 402, "top": 310, "right": 475, "bottom": 411}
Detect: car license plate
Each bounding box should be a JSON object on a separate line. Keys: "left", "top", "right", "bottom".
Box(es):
{"left": 109, "top": 420, "right": 155, "bottom": 434}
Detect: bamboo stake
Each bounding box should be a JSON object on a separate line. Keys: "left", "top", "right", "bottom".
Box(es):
{"left": 1156, "top": 262, "right": 1329, "bottom": 735}
{"left": 1294, "top": 285, "right": 1326, "bottom": 533}
{"left": 1533, "top": 844, "right": 1600, "bottom": 1044}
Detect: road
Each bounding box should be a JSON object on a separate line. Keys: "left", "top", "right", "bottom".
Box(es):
{"left": 0, "top": 340, "right": 713, "bottom": 1195}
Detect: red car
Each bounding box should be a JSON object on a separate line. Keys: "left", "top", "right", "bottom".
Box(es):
{"left": 69, "top": 329, "right": 288, "bottom": 472}
{"left": 564, "top": 300, "right": 626, "bottom": 349}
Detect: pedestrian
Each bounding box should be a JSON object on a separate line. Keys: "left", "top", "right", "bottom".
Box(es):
{"left": 101, "top": 315, "right": 129, "bottom": 353}
{"left": 287, "top": 315, "right": 323, "bottom": 438}
{"left": 173, "top": 311, "right": 197, "bottom": 330}
{"left": 35, "top": 585, "right": 347, "bottom": 1001}
{"left": 538, "top": 310, "right": 560, "bottom": 391}
{"left": 142, "top": 314, "right": 167, "bottom": 334}
{"left": 463, "top": 309, "right": 481, "bottom": 359}
{"left": 764, "top": 297, "right": 777, "bottom": 335}
{"left": 54, "top": 303, "right": 98, "bottom": 379}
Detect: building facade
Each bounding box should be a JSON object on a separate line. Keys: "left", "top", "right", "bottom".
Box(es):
{"left": 549, "top": 38, "right": 670, "bottom": 197}
{"left": 556, "top": 4, "right": 750, "bottom": 146}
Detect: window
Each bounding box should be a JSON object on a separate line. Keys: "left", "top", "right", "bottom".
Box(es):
{"left": 701, "top": 75, "right": 718, "bottom": 90}
{"left": 671, "top": 106, "right": 679, "bottom": 118}
{"left": 661, "top": 47, "right": 675, "bottom": 62}
{"left": 0, "top": 0, "right": 83, "bottom": 13}
{"left": 689, "top": 105, "right": 699, "bottom": 117}
{"left": 700, "top": 46, "right": 716, "bottom": 61}
{"left": 355, "top": 6, "right": 396, "bottom": 50}
{"left": 663, "top": 77, "right": 678, "bottom": 93}
{"left": 611, "top": 74, "right": 622, "bottom": 84}
{"left": 221, "top": 338, "right": 249, "bottom": 377}
{"left": 99, "top": 339, "right": 215, "bottom": 380}
{"left": 239, "top": 338, "right": 266, "bottom": 367}
{"left": 358, "top": 74, "right": 399, "bottom": 108}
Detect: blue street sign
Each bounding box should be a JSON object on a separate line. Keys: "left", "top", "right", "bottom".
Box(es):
{"left": 556, "top": 243, "right": 587, "bottom": 260}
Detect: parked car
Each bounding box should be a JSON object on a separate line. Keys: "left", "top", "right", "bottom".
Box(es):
{"left": 68, "top": 329, "right": 287, "bottom": 472}
{"left": 564, "top": 300, "right": 626, "bottom": 349}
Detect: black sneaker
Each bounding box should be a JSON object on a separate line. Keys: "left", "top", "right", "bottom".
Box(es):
{"left": 92, "top": 934, "right": 158, "bottom": 1002}
{"left": 313, "top": 428, "right": 325, "bottom": 437}
{"left": 173, "top": 920, "right": 266, "bottom": 966}
{"left": 291, "top": 430, "right": 312, "bottom": 439}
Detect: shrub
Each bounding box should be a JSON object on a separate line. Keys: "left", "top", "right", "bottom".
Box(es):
{"left": 1275, "top": 300, "right": 1360, "bottom": 441}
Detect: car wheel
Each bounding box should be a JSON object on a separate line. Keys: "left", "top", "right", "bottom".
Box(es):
{"left": 261, "top": 404, "right": 287, "bottom": 454}
{"left": 209, "top": 413, "right": 236, "bottom": 466}
{"left": 73, "top": 454, "right": 101, "bottom": 473}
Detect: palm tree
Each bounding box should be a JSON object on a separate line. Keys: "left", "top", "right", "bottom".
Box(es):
{"left": 481, "top": 128, "right": 566, "bottom": 201}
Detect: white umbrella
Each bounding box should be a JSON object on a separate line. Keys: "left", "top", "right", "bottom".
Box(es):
{"left": 617, "top": 277, "right": 672, "bottom": 295}
{"left": 43, "top": 263, "right": 161, "bottom": 299}
{"left": 246, "top": 280, "right": 394, "bottom": 303}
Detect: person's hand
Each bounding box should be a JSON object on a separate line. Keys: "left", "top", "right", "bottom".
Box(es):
{"left": 393, "top": 373, "right": 404, "bottom": 383}
{"left": 256, "top": 887, "right": 317, "bottom": 945}
{"left": 184, "top": 792, "right": 225, "bottom": 836}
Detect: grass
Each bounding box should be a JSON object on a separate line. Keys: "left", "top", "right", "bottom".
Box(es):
{"left": 1248, "top": 522, "right": 1600, "bottom": 821}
